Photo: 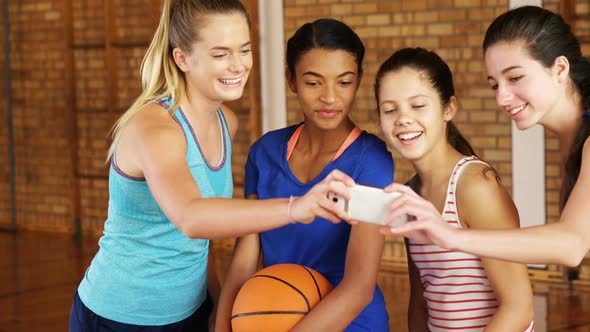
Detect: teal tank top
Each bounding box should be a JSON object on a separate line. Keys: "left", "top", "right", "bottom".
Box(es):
{"left": 77, "top": 98, "right": 233, "bottom": 325}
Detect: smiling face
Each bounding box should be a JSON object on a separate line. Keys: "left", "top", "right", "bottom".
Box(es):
{"left": 176, "top": 12, "right": 252, "bottom": 104}
{"left": 485, "top": 41, "right": 561, "bottom": 130}
{"left": 378, "top": 67, "right": 455, "bottom": 162}
{"left": 288, "top": 48, "right": 360, "bottom": 130}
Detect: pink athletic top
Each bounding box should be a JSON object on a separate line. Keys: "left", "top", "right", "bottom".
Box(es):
{"left": 286, "top": 124, "right": 362, "bottom": 161}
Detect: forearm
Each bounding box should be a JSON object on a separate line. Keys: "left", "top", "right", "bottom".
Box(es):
{"left": 453, "top": 222, "right": 586, "bottom": 266}
{"left": 291, "top": 282, "right": 373, "bottom": 332}
{"left": 179, "top": 198, "right": 290, "bottom": 239}
{"left": 216, "top": 268, "right": 255, "bottom": 332}
{"left": 215, "top": 235, "right": 260, "bottom": 332}
{"left": 215, "top": 286, "right": 238, "bottom": 332}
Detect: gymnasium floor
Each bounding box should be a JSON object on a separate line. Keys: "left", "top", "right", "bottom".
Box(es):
{"left": 1, "top": 231, "right": 590, "bottom": 331}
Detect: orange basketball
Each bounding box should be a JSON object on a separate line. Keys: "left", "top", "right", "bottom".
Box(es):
{"left": 231, "top": 263, "right": 333, "bottom": 332}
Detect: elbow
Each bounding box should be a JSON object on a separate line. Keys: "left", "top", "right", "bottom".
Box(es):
{"left": 562, "top": 234, "right": 587, "bottom": 267}
{"left": 521, "top": 304, "right": 535, "bottom": 326}
{"left": 498, "top": 304, "right": 534, "bottom": 329}
{"left": 352, "top": 283, "right": 376, "bottom": 308}
{"left": 563, "top": 251, "right": 585, "bottom": 268}
{"left": 178, "top": 222, "right": 196, "bottom": 238}
{"left": 504, "top": 297, "right": 535, "bottom": 327}
{"left": 352, "top": 292, "right": 373, "bottom": 310}
{"left": 339, "top": 277, "right": 375, "bottom": 309}
{"left": 176, "top": 215, "right": 201, "bottom": 239}
{"left": 359, "top": 289, "right": 374, "bottom": 308}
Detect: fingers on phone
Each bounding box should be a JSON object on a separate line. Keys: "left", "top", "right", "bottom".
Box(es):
{"left": 325, "top": 169, "right": 355, "bottom": 188}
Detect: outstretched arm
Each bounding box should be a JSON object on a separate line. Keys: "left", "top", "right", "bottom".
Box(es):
{"left": 117, "top": 104, "right": 354, "bottom": 239}
{"left": 382, "top": 142, "right": 590, "bottom": 267}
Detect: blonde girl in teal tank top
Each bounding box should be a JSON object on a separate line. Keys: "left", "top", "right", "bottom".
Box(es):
{"left": 69, "top": 1, "right": 354, "bottom": 331}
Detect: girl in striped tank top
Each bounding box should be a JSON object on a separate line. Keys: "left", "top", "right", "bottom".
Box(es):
{"left": 374, "top": 48, "right": 535, "bottom": 331}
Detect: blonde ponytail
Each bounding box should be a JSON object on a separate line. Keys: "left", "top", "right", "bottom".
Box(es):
{"left": 106, "top": 0, "right": 185, "bottom": 161}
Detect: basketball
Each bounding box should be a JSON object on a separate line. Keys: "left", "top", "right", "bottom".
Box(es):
{"left": 231, "top": 263, "right": 333, "bottom": 332}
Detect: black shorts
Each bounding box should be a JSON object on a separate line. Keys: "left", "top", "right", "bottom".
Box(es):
{"left": 69, "top": 291, "right": 213, "bottom": 332}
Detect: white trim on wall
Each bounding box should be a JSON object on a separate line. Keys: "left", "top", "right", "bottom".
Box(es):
{"left": 258, "top": 0, "right": 287, "bottom": 133}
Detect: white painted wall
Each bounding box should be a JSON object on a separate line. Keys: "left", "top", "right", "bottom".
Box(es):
{"left": 258, "top": 0, "right": 287, "bottom": 133}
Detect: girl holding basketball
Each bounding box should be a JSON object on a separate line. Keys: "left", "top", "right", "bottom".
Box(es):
{"left": 69, "top": 1, "right": 353, "bottom": 331}
{"left": 383, "top": 6, "right": 590, "bottom": 268}
{"left": 375, "top": 48, "right": 534, "bottom": 331}
{"left": 216, "top": 19, "right": 393, "bottom": 332}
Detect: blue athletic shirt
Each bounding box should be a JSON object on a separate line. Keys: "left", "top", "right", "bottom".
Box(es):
{"left": 245, "top": 124, "right": 394, "bottom": 331}
{"left": 77, "top": 97, "right": 233, "bottom": 325}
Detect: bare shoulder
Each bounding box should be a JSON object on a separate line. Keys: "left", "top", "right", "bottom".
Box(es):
{"left": 118, "top": 102, "right": 187, "bottom": 171}
{"left": 456, "top": 161, "right": 519, "bottom": 229}
{"left": 127, "top": 102, "right": 184, "bottom": 143}
{"left": 220, "top": 104, "right": 239, "bottom": 139}
{"left": 458, "top": 162, "right": 502, "bottom": 197}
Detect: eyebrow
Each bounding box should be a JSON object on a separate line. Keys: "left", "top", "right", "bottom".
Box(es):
{"left": 487, "top": 65, "right": 522, "bottom": 80}
{"left": 209, "top": 41, "right": 252, "bottom": 51}
{"left": 380, "top": 94, "right": 429, "bottom": 104}
{"left": 302, "top": 71, "right": 357, "bottom": 78}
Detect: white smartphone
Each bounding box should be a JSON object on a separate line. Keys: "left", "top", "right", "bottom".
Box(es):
{"left": 328, "top": 183, "right": 408, "bottom": 226}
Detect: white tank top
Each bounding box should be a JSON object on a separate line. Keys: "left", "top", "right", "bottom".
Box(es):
{"left": 408, "top": 156, "right": 534, "bottom": 332}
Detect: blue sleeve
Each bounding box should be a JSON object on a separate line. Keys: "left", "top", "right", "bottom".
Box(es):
{"left": 244, "top": 142, "right": 259, "bottom": 197}
{"left": 355, "top": 138, "right": 394, "bottom": 188}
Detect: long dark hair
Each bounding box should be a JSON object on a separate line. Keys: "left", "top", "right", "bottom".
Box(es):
{"left": 286, "top": 18, "right": 365, "bottom": 79}
{"left": 484, "top": 6, "right": 590, "bottom": 210}
{"left": 374, "top": 47, "right": 476, "bottom": 157}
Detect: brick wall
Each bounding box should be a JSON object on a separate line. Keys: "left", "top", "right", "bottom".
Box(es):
{"left": 0, "top": 2, "right": 9, "bottom": 229}
{"left": 0, "top": 1, "right": 75, "bottom": 232}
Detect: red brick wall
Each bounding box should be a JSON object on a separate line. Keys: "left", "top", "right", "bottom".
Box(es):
{"left": 0, "top": 2, "right": 9, "bottom": 229}
{"left": 0, "top": 1, "right": 75, "bottom": 232}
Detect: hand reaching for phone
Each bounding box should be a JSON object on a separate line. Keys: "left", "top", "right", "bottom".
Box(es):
{"left": 290, "top": 169, "right": 355, "bottom": 224}
{"left": 381, "top": 183, "right": 458, "bottom": 249}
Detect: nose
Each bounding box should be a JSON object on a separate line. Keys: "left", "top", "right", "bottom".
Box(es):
{"left": 395, "top": 110, "right": 414, "bottom": 126}
{"left": 228, "top": 53, "right": 246, "bottom": 73}
{"left": 319, "top": 84, "right": 336, "bottom": 104}
{"left": 495, "top": 83, "right": 512, "bottom": 109}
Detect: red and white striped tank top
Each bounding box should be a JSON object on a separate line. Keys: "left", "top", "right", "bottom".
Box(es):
{"left": 408, "top": 156, "right": 534, "bottom": 332}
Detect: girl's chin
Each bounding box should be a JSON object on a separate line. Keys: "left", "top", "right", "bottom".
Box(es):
{"left": 514, "top": 119, "right": 536, "bottom": 131}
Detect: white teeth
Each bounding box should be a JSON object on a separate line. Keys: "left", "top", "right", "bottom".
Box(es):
{"left": 220, "top": 77, "right": 241, "bottom": 85}
{"left": 510, "top": 104, "right": 526, "bottom": 115}
{"left": 398, "top": 132, "right": 422, "bottom": 140}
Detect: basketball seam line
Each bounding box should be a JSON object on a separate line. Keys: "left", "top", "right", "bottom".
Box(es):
{"left": 231, "top": 310, "right": 308, "bottom": 319}
{"left": 247, "top": 274, "right": 311, "bottom": 311}
{"left": 300, "top": 265, "right": 323, "bottom": 301}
